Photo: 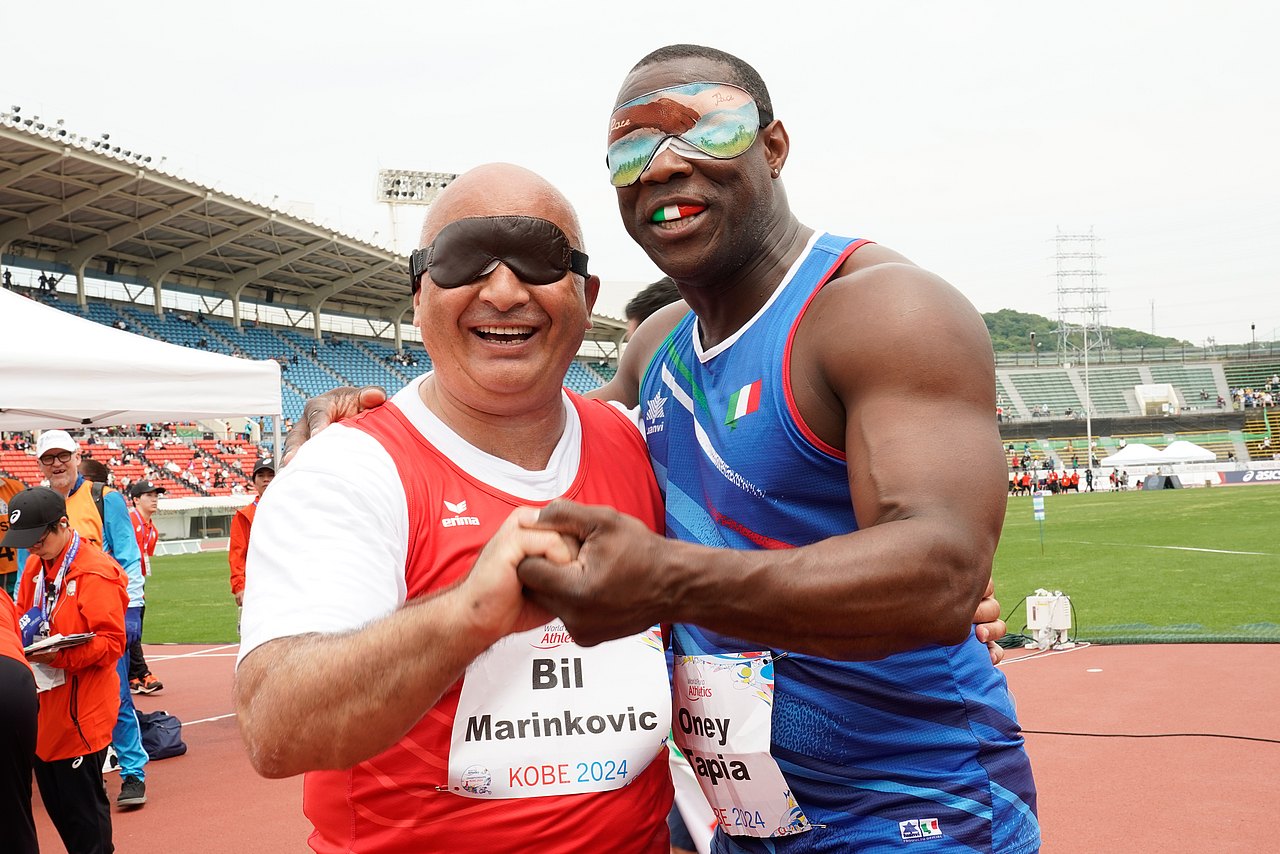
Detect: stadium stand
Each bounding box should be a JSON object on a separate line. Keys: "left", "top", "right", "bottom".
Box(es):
{"left": 1223, "top": 361, "right": 1280, "bottom": 393}
{"left": 1006, "top": 370, "right": 1084, "bottom": 417}
{"left": 1146, "top": 363, "right": 1224, "bottom": 410}
{"left": 1243, "top": 409, "right": 1278, "bottom": 460}
{"left": 1004, "top": 438, "right": 1052, "bottom": 469}
{"left": 0, "top": 449, "right": 41, "bottom": 485}
{"left": 563, "top": 362, "right": 603, "bottom": 395}
{"left": 352, "top": 337, "right": 421, "bottom": 387}
{"left": 1079, "top": 367, "right": 1142, "bottom": 415}
{"left": 587, "top": 362, "right": 617, "bottom": 384}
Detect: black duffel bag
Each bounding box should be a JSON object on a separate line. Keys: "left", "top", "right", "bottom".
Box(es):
{"left": 136, "top": 710, "right": 188, "bottom": 760}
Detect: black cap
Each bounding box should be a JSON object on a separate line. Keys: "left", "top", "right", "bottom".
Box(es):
{"left": 130, "top": 480, "right": 167, "bottom": 498}
{"left": 252, "top": 457, "right": 276, "bottom": 476}
{"left": 2, "top": 487, "right": 67, "bottom": 549}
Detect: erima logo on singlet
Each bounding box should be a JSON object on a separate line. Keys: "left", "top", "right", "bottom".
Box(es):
{"left": 442, "top": 498, "right": 480, "bottom": 528}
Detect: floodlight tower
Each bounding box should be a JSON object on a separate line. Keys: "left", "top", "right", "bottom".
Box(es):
{"left": 1052, "top": 228, "right": 1108, "bottom": 472}
{"left": 375, "top": 169, "right": 459, "bottom": 255}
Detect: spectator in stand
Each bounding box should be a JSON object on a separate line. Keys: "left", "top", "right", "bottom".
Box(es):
{"left": 229, "top": 458, "right": 275, "bottom": 609}
{"left": 1, "top": 474, "right": 29, "bottom": 598}
{"left": 39, "top": 431, "right": 149, "bottom": 810}
{"left": 126, "top": 481, "right": 166, "bottom": 695}
{"left": 8, "top": 487, "right": 128, "bottom": 852}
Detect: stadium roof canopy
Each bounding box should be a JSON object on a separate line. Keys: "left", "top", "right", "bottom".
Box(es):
{"left": 0, "top": 117, "right": 629, "bottom": 351}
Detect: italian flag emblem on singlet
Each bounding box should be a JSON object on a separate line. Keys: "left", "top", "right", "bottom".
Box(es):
{"left": 725, "top": 380, "right": 762, "bottom": 425}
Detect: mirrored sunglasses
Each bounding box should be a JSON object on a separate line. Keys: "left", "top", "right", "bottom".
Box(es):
{"left": 606, "top": 81, "right": 763, "bottom": 187}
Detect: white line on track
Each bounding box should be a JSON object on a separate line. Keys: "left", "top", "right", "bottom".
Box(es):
{"left": 1064, "top": 541, "right": 1273, "bottom": 556}
{"left": 146, "top": 644, "right": 240, "bottom": 662}
{"left": 997, "top": 642, "right": 1094, "bottom": 667}
{"left": 183, "top": 713, "right": 237, "bottom": 726}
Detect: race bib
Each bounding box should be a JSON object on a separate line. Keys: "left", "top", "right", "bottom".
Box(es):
{"left": 673, "top": 651, "right": 812, "bottom": 839}
{"left": 447, "top": 621, "right": 671, "bottom": 799}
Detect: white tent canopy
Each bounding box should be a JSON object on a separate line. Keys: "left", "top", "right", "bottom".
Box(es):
{"left": 1160, "top": 440, "right": 1217, "bottom": 463}
{"left": 1099, "top": 442, "right": 1166, "bottom": 467}
{"left": 0, "top": 287, "right": 281, "bottom": 431}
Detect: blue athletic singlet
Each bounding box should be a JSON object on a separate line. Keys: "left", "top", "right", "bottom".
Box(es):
{"left": 640, "top": 232, "right": 1039, "bottom": 853}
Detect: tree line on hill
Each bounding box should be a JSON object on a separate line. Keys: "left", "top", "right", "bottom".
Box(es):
{"left": 982, "top": 309, "right": 1189, "bottom": 353}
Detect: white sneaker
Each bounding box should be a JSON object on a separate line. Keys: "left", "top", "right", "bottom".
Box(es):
{"left": 102, "top": 745, "right": 121, "bottom": 775}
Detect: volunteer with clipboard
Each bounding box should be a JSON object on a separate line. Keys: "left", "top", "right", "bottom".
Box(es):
{"left": 7, "top": 487, "right": 128, "bottom": 854}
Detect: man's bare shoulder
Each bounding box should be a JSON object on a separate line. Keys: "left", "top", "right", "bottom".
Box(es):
{"left": 803, "top": 257, "right": 994, "bottom": 394}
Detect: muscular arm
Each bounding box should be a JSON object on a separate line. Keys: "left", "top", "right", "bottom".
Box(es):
{"left": 235, "top": 508, "right": 564, "bottom": 778}
{"left": 523, "top": 265, "right": 1006, "bottom": 659}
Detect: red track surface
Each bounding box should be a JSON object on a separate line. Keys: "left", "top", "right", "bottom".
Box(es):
{"left": 31, "top": 643, "right": 1280, "bottom": 853}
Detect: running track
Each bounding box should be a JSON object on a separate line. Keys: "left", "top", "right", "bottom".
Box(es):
{"left": 32, "top": 643, "right": 1280, "bottom": 853}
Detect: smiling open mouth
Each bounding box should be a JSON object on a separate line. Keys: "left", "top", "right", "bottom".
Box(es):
{"left": 475, "top": 325, "right": 535, "bottom": 344}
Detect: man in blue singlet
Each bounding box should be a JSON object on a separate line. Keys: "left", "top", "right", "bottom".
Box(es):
{"left": 518, "top": 45, "right": 1040, "bottom": 853}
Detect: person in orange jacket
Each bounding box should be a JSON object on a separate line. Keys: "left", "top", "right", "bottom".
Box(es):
{"left": 9, "top": 487, "right": 128, "bottom": 854}
{"left": 229, "top": 457, "right": 275, "bottom": 607}
{"left": 1, "top": 586, "right": 39, "bottom": 854}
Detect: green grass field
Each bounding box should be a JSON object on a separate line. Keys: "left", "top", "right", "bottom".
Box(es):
{"left": 144, "top": 552, "right": 242, "bottom": 644}
{"left": 141, "top": 486, "right": 1280, "bottom": 645}
{"left": 994, "top": 486, "right": 1279, "bottom": 642}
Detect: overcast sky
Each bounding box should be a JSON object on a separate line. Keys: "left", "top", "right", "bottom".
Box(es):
{"left": 6, "top": 1, "right": 1276, "bottom": 344}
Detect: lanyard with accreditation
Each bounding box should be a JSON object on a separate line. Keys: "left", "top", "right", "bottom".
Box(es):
{"left": 18, "top": 531, "right": 82, "bottom": 691}
{"left": 447, "top": 620, "right": 671, "bottom": 799}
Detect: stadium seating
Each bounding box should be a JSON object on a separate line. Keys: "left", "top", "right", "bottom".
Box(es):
{"left": 1080, "top": 367, "right": 1142, "bottom": 415}
{"left": 1223, "top": 361, "right": 1280, "bottom": 393}
{"left": 1242, "top": 410, "right": 1278, "bottom": 460}
{"left": 1006, "top": 370, "right": 1084, "bottom": 417}
{"left": 587, "top": 362, "right": 617, "bottom": 383}
{"left": 278, "top": 330, "right": 412, "bottom": 395}
{"left": 119, "top": 307, "right": 232, "bottom": 353}
{"left": 1003, "top": 439, "right": 1052, "bottom": 469}
{"left": 562, "top": 362, "right": 602, "bottom": 395}
{"left": 0, "top": 449, "right": 41, "bottom": 486}
{"left": 1146, "top": 364, "right": 1222, "bottom": 410}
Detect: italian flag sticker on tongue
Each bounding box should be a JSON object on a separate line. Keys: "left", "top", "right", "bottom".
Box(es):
{"left": 652, "top": 204, "right": 705, "bottom": 222}
{"left": 725, "top": 380, "right": 762, "bottom": 425}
